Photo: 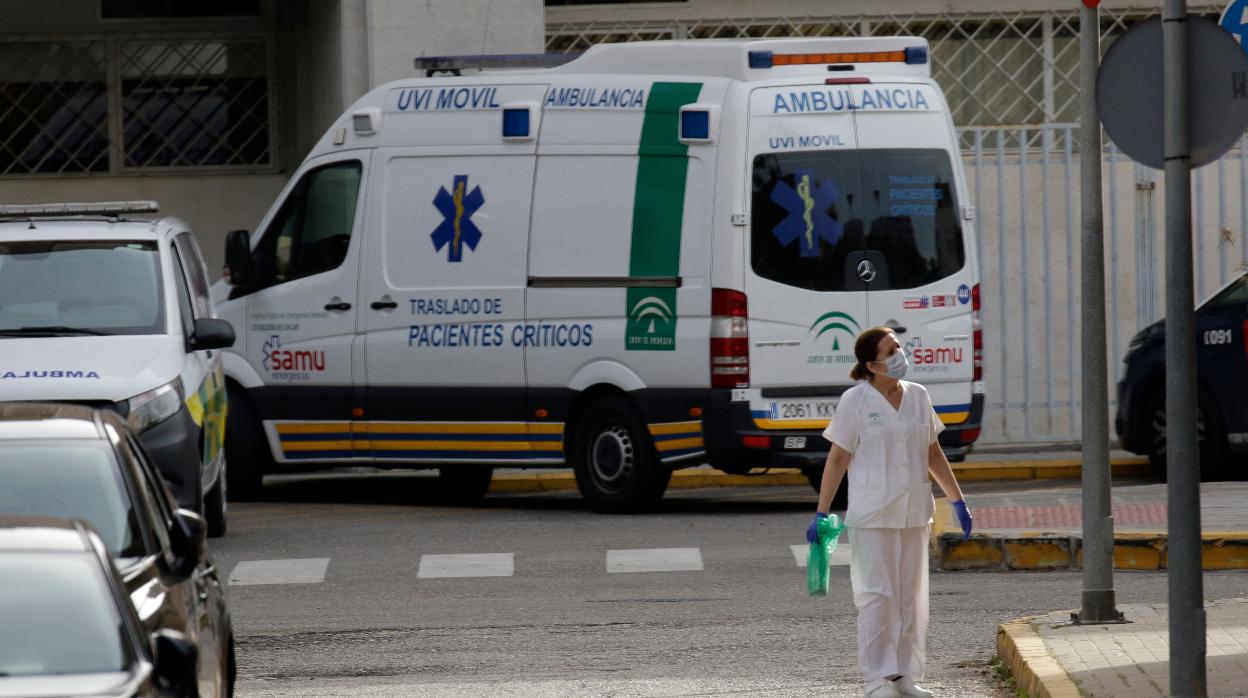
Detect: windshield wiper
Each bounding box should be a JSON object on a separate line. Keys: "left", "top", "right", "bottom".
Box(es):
{"left": 0, "top": 325, "right": 115, "bottom": 337}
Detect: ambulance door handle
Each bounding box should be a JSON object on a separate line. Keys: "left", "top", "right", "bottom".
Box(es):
{"left": 371, "top": 300, "right": 398, "bottom": 311}
{"left": 324, "top": 301, "right": 352, "bottom": 312}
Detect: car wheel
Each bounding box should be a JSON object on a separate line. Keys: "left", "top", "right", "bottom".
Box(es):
{"left": 1146, "top": 390, "right": 1227, "bottom": 480}
{"left": 205, "top": 462, "right": 227, "bottom": 538}
{"left": 802, "top": 466, "right": 848, "bottom": 509}
{"left": 224, "top": 384, "right": 269, "bottom": 501}
{"left": 572, "top": 396, "right": 671, "bottom": 513}
{"left": 437, "top": 467, "right": 494, "bottom": 502}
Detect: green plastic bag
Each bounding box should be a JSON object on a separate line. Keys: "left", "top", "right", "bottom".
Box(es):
{"left": 806, "top": 513, "right": 844, "bottom": 598}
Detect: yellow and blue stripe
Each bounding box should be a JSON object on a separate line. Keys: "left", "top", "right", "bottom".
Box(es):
{"left": 751, "top": 403, "right": 973, "bottom": 430}
{"left": 648, "top": 420, "right": 705, "bottom": 461}
{"left": 273, "top": 421, "right": 565, "bottom": 462}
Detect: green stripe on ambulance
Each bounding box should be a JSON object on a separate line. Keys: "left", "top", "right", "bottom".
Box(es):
{"left": 625, "top": 82, "right": 703, "bottom": 351}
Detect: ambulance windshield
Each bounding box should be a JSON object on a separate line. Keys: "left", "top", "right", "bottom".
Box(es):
{"left": 751, "top": 148, "right": 965, "bottom": 292}
{"left": 0, "top": 240, "right": 165, "bottom": 336}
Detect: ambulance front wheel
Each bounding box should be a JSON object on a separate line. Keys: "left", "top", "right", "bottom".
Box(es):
{"left": 573, "top": 396, "right": 671, "bottom": 513}
{"left": 224, "top": 383, "right": 269, "bottom": 501}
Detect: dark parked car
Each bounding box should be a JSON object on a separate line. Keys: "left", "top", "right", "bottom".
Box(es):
{"left": 0, "top": 403, "right": 234, "bottom": 697}
{"left": 0, "top": 517, "right": 199, "bottom": 698}
{"left": 1117, "top": 270, "right": 1248, "bottom": 476}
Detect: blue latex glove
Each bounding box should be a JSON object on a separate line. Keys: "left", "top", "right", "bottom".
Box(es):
{"left": 806, "top": 512, "right": 829, "bottom": 544}
{"left": 952, "top": 500, "right": 973, "bottom": 541}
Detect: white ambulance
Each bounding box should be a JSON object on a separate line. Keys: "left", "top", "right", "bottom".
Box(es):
{"left": 0, "top": 202, "right": 233, "bottom": 534}
{"left": 213, "top": 37, "right": 984, "bottom": 512}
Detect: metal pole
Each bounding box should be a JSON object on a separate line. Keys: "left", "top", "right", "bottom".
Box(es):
{"left": 1076, "top": 0, "right": 1121, "bottom": 625}
{"left": 1162, "top": 1, "right": 1207, "bottom": 695}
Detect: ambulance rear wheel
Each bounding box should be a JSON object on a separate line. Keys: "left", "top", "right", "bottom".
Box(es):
{"left": 438, "top": 466, "right": 494, "bottom": 502}
{"left": 573, "top": 397, "right": 671, "bottom": 513}
{"left": 224, "top": 383, "right": 269, "bottom": 501}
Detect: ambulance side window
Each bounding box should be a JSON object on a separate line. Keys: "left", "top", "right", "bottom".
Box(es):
{"left": 253, "top": 160, "right": 362, "bottom": 288}
{"left": 173, "top": 233, "right": 212, "bottom": 318}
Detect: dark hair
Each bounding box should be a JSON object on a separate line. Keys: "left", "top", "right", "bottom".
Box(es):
{"left": 849, "top": 326, "right": 897, "bottom": 381}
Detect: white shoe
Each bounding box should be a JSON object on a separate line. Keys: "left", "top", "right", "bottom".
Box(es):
{"left": 864, "top": 678, "right": 903, "bottom": 698}
{"left": 891, "top": 676, "right": 934, "bottom": 697}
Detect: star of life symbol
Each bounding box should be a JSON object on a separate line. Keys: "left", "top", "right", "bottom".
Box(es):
{"left": 261, "top": 335, "right": 280, "bottom": 372}
{"left": 431, "top": 175, "right": 484, "bottom": 262}
{"left": 769, "top": 169, "right": 843, "bottom": 257}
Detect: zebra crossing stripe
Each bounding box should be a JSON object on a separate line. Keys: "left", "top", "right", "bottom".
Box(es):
{"left": 607, "top": 547, "right": 704, "bottom": 573}
{"left": 418, "top": 553, "right": 515, "bottom": 578}
{"left": 228, "top": 558, "right": 330, "bottom": 585}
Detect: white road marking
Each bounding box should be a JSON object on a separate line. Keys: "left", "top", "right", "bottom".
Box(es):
{"left": 229, "top": 558, "right": 330, "bottom": 585}
{"left": 791, "top": 543, "right": 851, "bottom": 568}
{"left": 418, "top": 553, "right": 514, "bottom": 579}
{"left": 606, "top": 547, "right": 703, "bottom": 573}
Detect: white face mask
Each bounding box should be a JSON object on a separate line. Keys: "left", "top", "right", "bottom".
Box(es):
{"left": 880, "top": 349, "right": 909, "bottom": 380}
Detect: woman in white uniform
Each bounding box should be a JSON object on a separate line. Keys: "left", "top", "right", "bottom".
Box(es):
{"left": 807, "top": 326, "right": 974, "bottom": 698}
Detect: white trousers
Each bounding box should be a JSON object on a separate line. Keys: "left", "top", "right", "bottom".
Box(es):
{"left": 848, "top": 525, "right": 930, "bottom": 681}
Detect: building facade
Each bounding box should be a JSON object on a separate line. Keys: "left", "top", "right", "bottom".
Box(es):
{"left": 0, "top": 0, "right": 544, "bottom": 272}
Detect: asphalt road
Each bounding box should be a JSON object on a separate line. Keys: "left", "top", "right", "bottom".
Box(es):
{"left": 210, "top": 473, "right": 1248, "bottom": 697}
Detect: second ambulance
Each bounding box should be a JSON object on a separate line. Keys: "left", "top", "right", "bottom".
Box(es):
{"left": 213, "top": 37, "right": 985, "bottom": 512}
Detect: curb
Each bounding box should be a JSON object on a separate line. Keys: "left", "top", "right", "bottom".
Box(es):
{"left": 931, "top": 512, "right": 1248, "bottom": 571}
{"left": 996, "top": 616, "right": 1082, "bottom": 698}
{"left": 489, "top": 467, "right": 809, "bottom": 494}
{"left": 488, "top": 456, "right": 1151, "bottom": 495}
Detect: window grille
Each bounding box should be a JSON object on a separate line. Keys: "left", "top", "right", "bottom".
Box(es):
{"left": 0, "top": 41, "right": 109, "bottom": 174}
{"left": 546, "top": 4, "right": 1225, "bottom": 128}
{"left": 0, "top": 35, "right": 275, "bottom": 176}
{"left": 120, "top": 39, "right": 271, "bottom": 168}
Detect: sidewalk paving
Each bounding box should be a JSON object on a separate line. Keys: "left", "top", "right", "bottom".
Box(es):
{"left": 934, "top": 481, "right": 1248, "bottom": 571}
{"left": 998, "top": 597, "right": 1248, "bottom": 698}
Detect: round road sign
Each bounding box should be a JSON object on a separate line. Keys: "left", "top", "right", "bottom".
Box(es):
{"left": 1096, "top": 16, "right": 1248, "bottom": 169}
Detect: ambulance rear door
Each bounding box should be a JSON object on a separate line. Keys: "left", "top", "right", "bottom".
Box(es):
{"left": 743, "top": 83, "right": 868, "bottom": 427}
{"left": 852, "top": 82, "right": 977, "bottom": 426}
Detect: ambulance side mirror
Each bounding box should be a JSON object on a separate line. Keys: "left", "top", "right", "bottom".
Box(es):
{"left": 224, "top": 229, "right": 254, "bottom": 289}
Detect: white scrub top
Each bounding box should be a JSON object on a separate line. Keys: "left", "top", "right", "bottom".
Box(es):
{"left": 822, "top": 380, "right": 944, "bottom": 528}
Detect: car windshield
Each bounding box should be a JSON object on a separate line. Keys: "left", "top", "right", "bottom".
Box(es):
{"left": 0, "top": 553, "right": 134, "bottom": 677}
{"left": 0, "top": 240, "right": 165, "bottom": 335}
{"left": 0, "top": 442, "right": 145, "bottom": 564}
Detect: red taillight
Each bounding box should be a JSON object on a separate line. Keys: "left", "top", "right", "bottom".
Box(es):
{"left": 742, "top": 435, "right": 770, "bottom": 449}
{"left": 711, "top": 288, "right": 749, "bottom": 389}
{"left": 971, "top": 283, "right": 983, "bottom": 382}
{"left": 959, "top": 427, "right": 981, "bottom": 444}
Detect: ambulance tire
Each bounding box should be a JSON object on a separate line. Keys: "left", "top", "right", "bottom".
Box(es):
{"left": 573, "top": 397, "right": 671, "bottom": 513}
{"left": 438, "top": 466, "right": 494, "bottom": 502}
{"left": 224, "top": 383, "right": 269, "bottom": 501}
{"left": 204, "top": 466, "right": 227, "bottom": 538}
{"left": 803, "top": 466, "right": 849, "bottom": 510}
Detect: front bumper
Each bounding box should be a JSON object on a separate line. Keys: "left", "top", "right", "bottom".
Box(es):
{"left": 703, "top": 390, "right": 986, "bottom": 469}
{"left": 135, "top": 405, "right": 202, "bottom": 510}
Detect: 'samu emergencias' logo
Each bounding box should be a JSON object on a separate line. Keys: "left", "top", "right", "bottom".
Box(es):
{"left": 431, "top": 175, "right": 485, "bottom": 263}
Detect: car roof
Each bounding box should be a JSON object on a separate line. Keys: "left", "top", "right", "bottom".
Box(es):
{"left": 0, "top": 217, "right": 189, "bottom": 243}
{"left": 0, "top": 403, "right": 107, "bottom": 441}
{"left": 0, "top": 517, "right": 92, "bottom": 552}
